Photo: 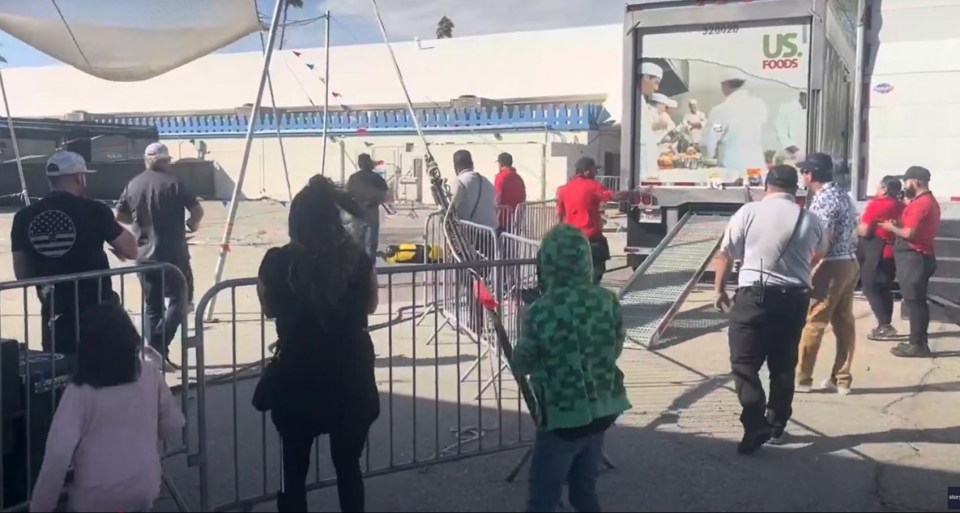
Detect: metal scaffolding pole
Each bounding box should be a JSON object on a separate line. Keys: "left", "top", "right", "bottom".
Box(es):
{"left": 320, "top": 10, "right": 331, "bottom": 176}
{"left": 205, "top": 0, "right": 286, "bottom": 321}
{"left": 0, "top": 66, "right": 30, "bottom": 206}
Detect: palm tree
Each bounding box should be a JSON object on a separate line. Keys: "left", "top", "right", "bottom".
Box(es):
{"left": 436, "top": 16, "right": 454, "bottom": 39}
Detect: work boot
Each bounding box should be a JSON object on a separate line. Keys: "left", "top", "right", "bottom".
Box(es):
{"left": 891, "top": 343, "right": 932, "bottom": 358}
{"left": 737, "top": 426, "right": 771, "bottom": 455}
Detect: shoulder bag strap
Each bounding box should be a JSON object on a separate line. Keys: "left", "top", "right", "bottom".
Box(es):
{"left": 775, "top": 204, "right": 806, "bottom": 264}
{"left": 469, "top": 179, "right": 484, "bottom": 219}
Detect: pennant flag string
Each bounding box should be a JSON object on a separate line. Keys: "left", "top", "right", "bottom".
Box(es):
{"left": 291, "top": 50, "right": 370, "bottom": 134}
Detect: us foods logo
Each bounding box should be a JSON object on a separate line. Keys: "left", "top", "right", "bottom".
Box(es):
{"left": 762, "top": 32, "right": 805, "bottom": 70}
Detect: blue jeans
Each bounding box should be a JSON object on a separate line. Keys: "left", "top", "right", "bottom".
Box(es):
{"left": 527, "top": 429, "right": 605, "bottom": 513}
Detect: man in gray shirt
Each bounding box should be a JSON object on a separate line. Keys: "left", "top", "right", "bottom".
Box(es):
{"left": 450, "top": 150, "right": 499, "bottom": 233}
{"left": 713, "top": 165, "right": 828, "bottom": 454}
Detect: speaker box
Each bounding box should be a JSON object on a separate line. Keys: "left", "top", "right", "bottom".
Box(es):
{"left": 2, "top": 344, "right": 73, "bottom": 507}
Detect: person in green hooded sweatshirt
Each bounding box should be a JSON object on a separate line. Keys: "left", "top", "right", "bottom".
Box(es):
{"left": 512, "top": 223, "right": 631, "bottom": 513}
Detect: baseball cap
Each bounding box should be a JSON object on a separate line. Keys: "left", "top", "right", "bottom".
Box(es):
{"left": 497, "top": 152, "right": 513, "bottom": 166}
{"left": 901, "top": 166, "right": 931, "bottom": 182}
{"left": 45, "top": 151, "right": 96, "bottom": 177}
{"left": 765, "top": 164, "right": 799, "bottom": 190}
{"left": 144, "top": 142, "right": 171, "bottom": 159}
{"left": 796, "top": 152, "right": 834, "bottom": 175}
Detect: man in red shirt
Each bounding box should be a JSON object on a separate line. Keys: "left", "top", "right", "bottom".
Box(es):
{"left": 494, "top": 152, "right": 526, "bottom": 233}
{"left": 556, "top": 157, "right": 632, "bottom": 284}
{"left": 879, "top": 166, "right": 941, "bottom": 357}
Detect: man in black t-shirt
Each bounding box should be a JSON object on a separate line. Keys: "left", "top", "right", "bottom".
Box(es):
{"left": 11, "top": 151, "right": 138, "bottom": 354}
{"left": 117, "top": 143, "right": 204, "bottom": 369}
{"left": 346, "top": 154, "right": 389, "bottom": 259}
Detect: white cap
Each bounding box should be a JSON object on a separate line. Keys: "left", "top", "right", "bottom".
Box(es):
{"left": 45, "top": 151, "right": 96, "bottom": 177}
{"left": 665, "top": 98, "right": 678, "bottom": 108}
{"left": 640, "top": 62, "right": 663, "bottom": 80}
{"left": 144, "top": 142, "right": 171, "bottom": 159}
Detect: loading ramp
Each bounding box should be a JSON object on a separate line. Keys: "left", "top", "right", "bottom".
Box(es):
{"left": 619, "top": 212, "right": 731, "bottom": 348}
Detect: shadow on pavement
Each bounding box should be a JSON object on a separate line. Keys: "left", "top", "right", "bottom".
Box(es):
{"left": 156, "top": 364, "right": 959, "bottom": 513}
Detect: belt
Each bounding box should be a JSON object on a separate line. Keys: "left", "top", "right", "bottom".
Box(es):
{"left": 739, "top": 285, "right": 808, "bottom": 294}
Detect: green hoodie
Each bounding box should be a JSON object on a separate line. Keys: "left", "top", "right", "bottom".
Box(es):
{"left": 512, "top": 224, "right": 631, "bottom": 431}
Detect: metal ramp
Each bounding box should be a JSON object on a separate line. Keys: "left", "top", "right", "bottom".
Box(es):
{"left": 618, "top": 212, "right": 731, "bottom": 348}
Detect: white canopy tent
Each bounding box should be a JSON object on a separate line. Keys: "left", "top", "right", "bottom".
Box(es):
{"left": 0, "top": 0, "right": 305, "bottom": 326}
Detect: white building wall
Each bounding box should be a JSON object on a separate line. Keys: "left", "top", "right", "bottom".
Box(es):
{"left": 164, "top": 128, "right": 620, "bottom": 203}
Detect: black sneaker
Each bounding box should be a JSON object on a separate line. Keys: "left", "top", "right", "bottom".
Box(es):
{"left": 767, "top": 423, "right": 787, "bottom": 445}
{"left": 737, "top": 427, "right": 772, "bottom": 455}
{"left": 867, "top": 325, "right": 898, "bottom": 341}
{"left": 891, "top": 343, "right": 932, "bottom": 358}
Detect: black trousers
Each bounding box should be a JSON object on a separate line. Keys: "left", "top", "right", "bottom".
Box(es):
{"left": 728, "top": 286, "right": 809, "bottom": 432}
{"left": 858, "top": 237, "right": 896, "bottom": 326}
{"left": 589, "top": 237, "right": 610, "bottom": 286}
{"left": 278, "top": 426, "right": 369, "bottom": 512}
{"left": 894, "top": 247, "right": 937, "bottom": 348}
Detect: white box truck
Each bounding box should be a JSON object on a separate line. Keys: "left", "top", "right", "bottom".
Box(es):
{"left": 617, "top": 0, "right": 858, "bottom": 347}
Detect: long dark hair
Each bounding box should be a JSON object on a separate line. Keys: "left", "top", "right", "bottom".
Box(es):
{"left": 286, "top": 175, "right": 367, "bottom": 312}
{"left": 73, "top": 303, "right": 142, "bottom": 388}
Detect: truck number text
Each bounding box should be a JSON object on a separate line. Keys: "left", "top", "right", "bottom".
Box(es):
{"left": 702, "top": 24, "right": 739, "bottom": 35}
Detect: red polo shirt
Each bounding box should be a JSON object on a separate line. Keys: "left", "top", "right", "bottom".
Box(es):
{"left": 494, "top": 166, "right": 526, "bottom": 228}
{"left": 899, "top": 191, "right": 940, "bottom": 255}
{"left": 861, "top": 196, "right": 904, "bottom": 259}
{"left": 556, "top": 176, "right": 613, "bottom": 240}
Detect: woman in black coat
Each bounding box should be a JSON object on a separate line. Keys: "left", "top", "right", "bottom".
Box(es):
{"left": 257, "top": 176, "right": 380, "bottom": 512}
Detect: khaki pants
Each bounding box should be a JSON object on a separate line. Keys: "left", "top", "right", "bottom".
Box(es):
{"left": 797, "top": 259, "right": 860, "bottom": 388}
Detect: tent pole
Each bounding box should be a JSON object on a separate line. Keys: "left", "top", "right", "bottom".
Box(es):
{"left": 320, "top": 10, "right": 331, "bottom": 176}
{"left": 205, "top": 0, "right": 285, "bottom": 321}
{"left": 0, "top": 66, "right": 29, "bottom": 206}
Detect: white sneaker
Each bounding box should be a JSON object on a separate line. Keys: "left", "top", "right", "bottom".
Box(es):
{"left": 821, "top": 379, "right": 851, "bottom": 396}
{"left": 795, "top": 383, "right": 812, "bottom": 393}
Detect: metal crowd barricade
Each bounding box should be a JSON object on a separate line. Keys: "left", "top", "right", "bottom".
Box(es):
{"left": 190, "top": 259, "right": 537, "bottom": 512}
{"left": 512, "top": 200, "right": 558, "bottom": 241}
{"left": 0, "top": 263, "right": 194, "bottom": 513}
{"left": 416, "top": 211, "right": 446, "bottom": 326}
{"left": 434, "top": 221, "right": 506, "bottom": 397}
{"left": 496, "top": 233, "right": 542, "bottom": 345}
{"left": 597, "top": 175, "right": 621, "bottom": 191}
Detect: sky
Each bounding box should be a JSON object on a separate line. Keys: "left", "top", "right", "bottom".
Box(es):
{"left": 0, "top": 0, "right": 624, "bottom": 68}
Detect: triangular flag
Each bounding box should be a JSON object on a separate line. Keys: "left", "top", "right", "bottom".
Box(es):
{"left": 331, "top": 91, "right": 342, "bottom": 98}
{"left": 306, "top": 63, "right": 315, "bottom": 70}
{"left": 292, "top": 50, "right": 302, "bottom": 57}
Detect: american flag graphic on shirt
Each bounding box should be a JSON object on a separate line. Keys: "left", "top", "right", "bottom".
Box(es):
{"left": 27, "top": 209, "right": 77, "bottom": 258}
